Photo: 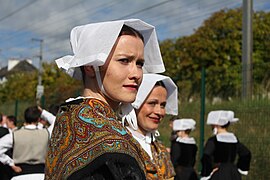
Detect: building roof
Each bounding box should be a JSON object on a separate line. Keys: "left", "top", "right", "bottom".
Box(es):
{"left": 0, "top": 60, "right": 37, "bottom": 78}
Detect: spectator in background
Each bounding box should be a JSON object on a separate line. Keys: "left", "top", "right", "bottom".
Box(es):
{"left": 6, "top": 115, "right": 18, "bottom": 132}
{"left": 169, "top": 116, "right": 178, "bottom": 142}
{"left": 37, "top": 104, "right": 59, "bottom": 136}
{"left": 125, "top": 74, "right": 178, "bottom": 179}
{"left": 0, "top": 113, "right": 9, "bottom": 137}
{"left": 0, "top": 113, "right": 8, "bottom": 128}
{"left": 166, "top": 116, "right": 178, "bottom": 153}
{"left": 171, "top": 119, "right": 198, "bottom": 180}
{"left": 0, "top": 106, "right": 53, "bottom": 180}
{"left": 200, "top": 110, "right": 252, "bottom": 180}
{"left": 48, "top": 104, "right": 60, "bottom": 116}
{"left": 0, "top": 113, "right": 13, "bottom": 180}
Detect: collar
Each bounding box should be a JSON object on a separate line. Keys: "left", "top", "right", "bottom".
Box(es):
{"left": 176, "top": 136, "right": 196, "bottom": 144}
{"left": 216, "top": 132, "right": 238, "bottom": 143}
{"left": 127, "top": 126, "right": 154, "bottom": 144}
{"left": 23, "top": 124, "right": 38, "bottom": 129}
{"left": 65, "top": 96, "right": 101, "bottom": 102}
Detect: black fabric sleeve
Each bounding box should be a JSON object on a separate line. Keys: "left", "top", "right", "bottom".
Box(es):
{"left": 170, "top": 141, "right": 181, "bottom": 167}
{"left": 0, "top": 127, "right": 9, "bottom": 138}
{"left": 68, "top": 153, "right": 146, "bottom": 180}
{"left": 192, "top": 145, "right": 198, "bottom": 167}
{"left": 236, "top": 142, "right": 252, "bottom": 171}
{"left": 200, "top": 138, "right": 215, "bottom": 177}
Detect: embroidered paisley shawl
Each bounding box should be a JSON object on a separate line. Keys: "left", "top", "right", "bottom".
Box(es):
{"left": 45, "top": 98, "right": 147, "bottom": 179}
{"left": 145, "top": 140, "right": 175, "bottom": 179}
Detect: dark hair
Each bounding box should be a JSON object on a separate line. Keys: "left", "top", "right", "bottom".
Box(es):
{"left": 185, "top": 129, "right": 192, "bottom": 134}
{"left": 49, "top": 104, "right": 60, "bottom": 116}
{"left": 169, "top": 116, "right": 179, "bottom": 122}
{"left": 176, "top": 129, "right": 191, "bottom": 135}
{"left": 119, "top": 25, "right": 144, "bottom": 42}
{"left": 7, "top": 115, "right": 17, "bottom": 126}
{"left": 80, "top": 66, "right": 86, "bottom": 85}
{"left": 155, "top": 80, "right": 166, "bottom": 88}
{"left": 221, "top": 121, "right": 230, "bottom": 129}
{"left": 24, "top": 106, "right": 41, "bottom": 124}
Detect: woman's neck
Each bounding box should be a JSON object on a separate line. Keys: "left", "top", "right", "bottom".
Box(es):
{"left": 217, "top": 128, "right": 227, "bottom": 134}
{"left": 180, "top": 133, "right": 189, "bottom": 138}
{"left": 82, "top": 88, "right": 120, "bottom": 111}
{"left": 136, "top": 126, "right": 147, "bottom": 136}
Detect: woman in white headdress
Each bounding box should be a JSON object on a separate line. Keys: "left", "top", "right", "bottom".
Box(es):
{"left": 170, "top": 119, "right": 198, "bottom": 180}
{"left": 44, "top": 19, "right": 165, "bottom": 180}
{"left": 125, "top": 73, "right": 178, "bottom": 179}
{"left": 200, "top": 110, "right": 251, "bottom": 180}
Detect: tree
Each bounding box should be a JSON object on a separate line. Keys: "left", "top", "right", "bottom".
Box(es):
{"left": 0, "top": 72, "right": 37, "bottom": 102}
{"left": 0, "top": 62, "right": 82, "bottom": 106}
{"left": 160, "top": 8, "right": 270, "bottom": 101}
{"left": 41, "top": 62, "right": 82, "bottom": 106}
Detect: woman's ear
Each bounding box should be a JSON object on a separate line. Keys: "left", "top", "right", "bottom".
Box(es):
{"left": 84, "top": 66, "right": 95, "bottom": 78}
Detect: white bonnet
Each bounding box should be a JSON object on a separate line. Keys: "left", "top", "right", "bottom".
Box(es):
{"left": 55, "top": 19, "right": 165, "bottom": 79}
{"left": 121, "top": 74, "right": 178, "bottom": 130}
{"left": 207, "top": 110, "right": 239, "bottom": 126}
{"left": 132, "top": 73, "right": 178, "bottom": 115}
{"left": 173, "top": 119, "right": 196, "bottom": 131}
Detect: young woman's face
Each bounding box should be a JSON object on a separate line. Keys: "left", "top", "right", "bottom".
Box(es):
{"left": 100, "top": 35, "right": 144, "bottom": 105}
{"left": 176, "top": 130, "right": 186, "bottom": 138}
{"left": 136, "top": 85, "right": 167, "bottom": 135}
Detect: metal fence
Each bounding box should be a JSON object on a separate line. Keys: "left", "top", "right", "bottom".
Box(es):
{"left": 158, "top": 65, "right": 270, "bottom": 179}
{"left": 1, "top": 71, "right": 269, "bottom": 180}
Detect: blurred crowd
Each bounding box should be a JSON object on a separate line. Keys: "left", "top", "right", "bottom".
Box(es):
{"left": 0, "top": 104, "right": 59, "bottom": 180}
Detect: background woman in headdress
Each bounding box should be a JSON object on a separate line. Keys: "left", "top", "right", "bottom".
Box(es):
{"left": 45, "top": 19, "right": 165, "bottom": 180}
{"left": 125, "top": 73, "right": 178, "bottom": 179}
{"left": 171, "top": 118, "right": 198, "bottom": 180}
{"left": 200, "top": 110, "right": 251, "bottom": 180}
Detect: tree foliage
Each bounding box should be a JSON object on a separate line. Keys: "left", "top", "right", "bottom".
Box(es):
{"left": 0, "top": 62, "right": 82, "bottom": 106}
{"left": 41, "top": 62, "right": 82, "bottom": 105}
{"left": 160, "top": 8, "right": 270, "bottom": 101}
{"left": 0, "top": 72, "right": 37, "bottom": 102}
{"left": 1, "top": 8, "right": 269, "bottom": 105}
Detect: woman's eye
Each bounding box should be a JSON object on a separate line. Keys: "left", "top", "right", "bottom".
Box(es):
{"left": 136, "top": 60, "right": 144, "bottom": 68}
{"left": 147, "top": 101, "right": 156, "bottom": 106}
{"left": 161, "top": 102, "right": 166, "bottom": 109}
{"left": 118, "top": 58, "right": 129, "bottom": 63}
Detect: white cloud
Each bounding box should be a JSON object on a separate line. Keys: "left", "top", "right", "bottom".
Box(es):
{"left": 0, "top": 0, "right": 269, "bottom": 67}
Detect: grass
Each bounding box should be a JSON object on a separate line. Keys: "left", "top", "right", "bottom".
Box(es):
{"left": 158, "top": 98, "right": 270, "bottom": 179}
{"left": 1, "top": 98, "right": 270, "bottom": 179}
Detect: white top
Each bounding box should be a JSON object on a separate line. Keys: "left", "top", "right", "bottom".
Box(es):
{"left": 121, "top": 74, "right": 178, "bottom": 130}
{"left": 56, "top": 19, "right": 165, "bottom": 80}
{"left": 207, "top": 110, "right": 239, "bottom": 126}
{"left": 11, "top": 173, "right": 44, "bottom": 180}
{"left": 173, "top": 119, "right": 196, "bottom": 131}
{"left": 132, "top": 74, "right": 178, "bottom": 115}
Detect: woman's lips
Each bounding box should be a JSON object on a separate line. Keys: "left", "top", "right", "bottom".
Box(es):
{"left": 149, "top": 117, "right": 160, "bottom": 123}
{"left": 123, "top": 84, "right": 138, "bottom": 91}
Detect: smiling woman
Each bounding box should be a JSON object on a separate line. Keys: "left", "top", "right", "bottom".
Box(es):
{"left": 44, "top": 19, "right": 165, "bottom": 180}
{"left": 125, "top": 73, "right": 179, "bottom": 179}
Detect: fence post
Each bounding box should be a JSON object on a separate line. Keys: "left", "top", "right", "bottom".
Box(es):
{"left": 14, "top": 99, "right": 18, "bottom": 118}
{"left": 199, "top": 66, "right": 206, "bottom": 173}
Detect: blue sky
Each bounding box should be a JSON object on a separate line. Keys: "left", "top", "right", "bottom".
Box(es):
{"left": 0, "top": 0, "right": 269, "bottom": 68}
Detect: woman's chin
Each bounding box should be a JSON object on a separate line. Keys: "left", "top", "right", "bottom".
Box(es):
{"left": 120, "top": 96, "right": 136, "bottom": 103}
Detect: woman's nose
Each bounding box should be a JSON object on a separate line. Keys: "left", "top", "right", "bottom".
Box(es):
{"left": 129, "top": 62, "right": 142, "bottom": 80}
